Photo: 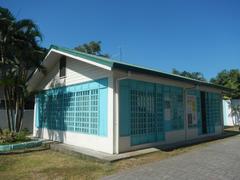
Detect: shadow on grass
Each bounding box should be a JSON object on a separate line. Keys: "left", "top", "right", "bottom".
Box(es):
{"left": 156, "top": 129, "right": 240, "bottom": 152}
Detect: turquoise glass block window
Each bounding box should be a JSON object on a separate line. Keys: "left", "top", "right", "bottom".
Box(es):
{"left": 75, "top": 90, "right": 99, "bottom": 134}
{"left": 63, "top": 92, "right": 75, "bottom": 131}
{"left": 164, "top": 86, "right": 184, "bottom": 131}
{"left": 36, "top": 78, "right": 108, "bottom": 136}
{"left": 90, "top": 89, "right": 99, "bottom": 135}
{"left": 119, "top": 79, "right": 184, "bottom": 145}
{"left": 129, "top": 82, "right": 164, "bottom": 145}
{"left": 155, "top": 85, "right": 165, "bottom": 141}
{"left": 119, "top": 79, "right": 185, "bottom": 145}
{"left": 205, "top": 92, "right": 222, "bottom": 133}
{"left": 130, "top": 89, "right": 156, "bottom": 136}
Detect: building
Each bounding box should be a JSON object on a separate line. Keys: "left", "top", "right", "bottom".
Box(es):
{"left": 28, "top": 45, "right": 229, "bottom": 154}
{"left": 223, "top": 99, "right": 240, "bottom": 127}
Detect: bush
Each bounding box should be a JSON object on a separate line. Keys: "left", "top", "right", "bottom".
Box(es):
{"left": 0, "top": 129, "right": 30, "bottom": 144}
{"left": 15, "top": 131, "right": 30, "bottom": 142}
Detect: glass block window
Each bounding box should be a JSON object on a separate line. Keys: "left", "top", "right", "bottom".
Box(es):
{"left": 155, "top": 86, "right": 165, "bottom": 141}
{"left": 205, "top": 92, "right": 222, "bottom": 133}
{"left": 123, "top": 80, "right": 166, "bottom": 145}
{"left": 38, "top": 89, "right": 100, "bottom": 135}
{"left": 164, "top": 86, "right": 184, "bottom": 131}
{"left": 36, "top": 78, "right": 109, "bottom": 136}
{"left": 75, "top": 90, "right": 99, "bottom": 135}
{"left": 75, "top": 91, "right": 90, "bottom": 133}
{"left": 63, "top": 92, "right": 75, "bottom": 131}
{"left": 130, "top": 90, "right": 156, "bottom": 136}
{"left": 119, "top": 79, "right": 184, "bottom": 145}
{"left": 90, "top": 89, "right": 99, "bottom": 135}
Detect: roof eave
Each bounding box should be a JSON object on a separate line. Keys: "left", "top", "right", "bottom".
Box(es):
{"left": 112, "top": 63, "right": 231, "bottom": 92}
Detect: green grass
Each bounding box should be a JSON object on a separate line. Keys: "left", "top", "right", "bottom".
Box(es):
{"left": 0, "top": 150, "right": 113, "bottom": 180}
{"left": 0, "top": 129, "right": 238, "bottom": 180}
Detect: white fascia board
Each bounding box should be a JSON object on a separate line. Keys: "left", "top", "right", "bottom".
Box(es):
{"left": 51, "top": 49, "right": 112, "bottom": 71}
{"left": 27, "top": 49, "right": 53, "bottom": 84}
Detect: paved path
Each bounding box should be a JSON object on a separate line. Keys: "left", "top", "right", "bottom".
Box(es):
{"left": 103, "top": 135, "right": 240, "bottom": 180}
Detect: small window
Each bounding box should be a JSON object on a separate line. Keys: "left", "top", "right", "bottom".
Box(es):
{"left": 59, "top": 56, "right": 66, "bottom": 78}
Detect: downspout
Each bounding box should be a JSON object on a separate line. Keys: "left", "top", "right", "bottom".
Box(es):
{"left": 114, "top": 71, "right": 131, "bottom": 154}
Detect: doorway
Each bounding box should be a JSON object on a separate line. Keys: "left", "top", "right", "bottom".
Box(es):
{"left": 200, "top": 91, "right": 207, "bottom": 134}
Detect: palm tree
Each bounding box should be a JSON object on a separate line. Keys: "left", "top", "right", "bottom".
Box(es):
{"left": 230, "top": 104, "right": 240, "bottom": 130}
{"left": 0, "top": 7, "right": 46, "bottom": 132}
{"left": 74, "top": 41, "right": 110, "bottom": 58}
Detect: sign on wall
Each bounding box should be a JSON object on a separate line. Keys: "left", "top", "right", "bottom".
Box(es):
{"left": 186, "top": 95, "right": 197, "bottom": 127}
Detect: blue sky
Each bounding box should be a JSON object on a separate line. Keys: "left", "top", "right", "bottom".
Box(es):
{"left": 1, "top": 0, "right": 240, "bottom": 79}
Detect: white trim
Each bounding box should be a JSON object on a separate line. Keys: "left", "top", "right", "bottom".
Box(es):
{"left": 51, "top": 49, "right": 112, "bottom": 71}
{"left": 27, "top": 49, "right": 52, "bottom": 84}
{"left": 115, "top": 76, "right": 130, "bottom": 154}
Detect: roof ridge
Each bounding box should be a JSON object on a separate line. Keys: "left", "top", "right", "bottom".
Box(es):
{"left": 50, "top": 44, "right": 116, "bottom": 63}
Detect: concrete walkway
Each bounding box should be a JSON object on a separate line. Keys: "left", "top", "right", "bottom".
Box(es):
{"left": 103, "top": 135, "right": 240, "bottom": 180}
{"left": 50, "top": 134, "right": 233, "bottom": 162}
{"left": 50, "top": 143, "right": 160, "bottom": 162}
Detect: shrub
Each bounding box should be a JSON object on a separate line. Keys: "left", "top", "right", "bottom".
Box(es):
{"left": 15, "top": 131, "right": 30, "bottom": 142}
{"left": 0, "top": 129, "right": 30, "bottom": 144}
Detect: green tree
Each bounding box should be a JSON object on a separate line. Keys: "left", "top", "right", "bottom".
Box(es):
{"left": 210, "top": 69, "right": 240, "bottom": 99}
{"left": 172, "top": 68, "right": 207, "bottom": 81}
{"left": 0, "top": 7, "right": 46, "bottom": 132}
{"left": 74, "top": 41, "right": 109, "bottom": 58}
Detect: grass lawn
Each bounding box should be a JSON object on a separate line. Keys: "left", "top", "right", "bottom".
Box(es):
{"left": 0, "top": 129, "right": 239, "bottom": 180}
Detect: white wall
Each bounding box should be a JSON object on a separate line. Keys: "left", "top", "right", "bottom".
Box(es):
{"left": 0, "top": 110, "right": 34, "bottom": 132}
{"left": 0, "top": 86, "right": 34, "bottom": 132}
{"left": 38, "top": 57, "right": 112, "bottom": 90}
{"left": 33, "top": 56, "right": 115, "bottom": 154}
{"left": 223, "top": 99, "right": 240, "bottom": 126}
{"left": 35, "top": 128, "right": 113, "bottom": 154}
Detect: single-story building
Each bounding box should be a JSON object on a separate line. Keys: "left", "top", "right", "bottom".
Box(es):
{"left": 28, "top": 45, "right": 229, "bottom": 154}
{"left": 223, "top": 99, "right": 240, "bottom": 126}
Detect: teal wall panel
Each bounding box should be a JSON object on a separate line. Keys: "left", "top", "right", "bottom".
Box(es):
{"left": 186, "top": 90, "right": 222, "bottom": 135}
{"left": 164, "top": 86, "right": 184, "bottom": 131}
{"left": 36, "top": 78, "right": 108, "bottom": 137}
{"left": 119, "top": 80, "right": 130, "bottom": 136}
{"left": 99, "top": 87, "right": 108, "bottom": 136}
{"left": 205, "top": 92, "right": 222, "bottom": 133}
{"left": 186, "top": 90, "right": 202, "bottom": 135}
{"left": 119, "top": 79, "right": 185, "bottom": 145}
{"left": 119, "top": 79, "right": 222, "bottom": 146}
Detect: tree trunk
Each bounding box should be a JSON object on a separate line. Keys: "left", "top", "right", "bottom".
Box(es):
{"left": 4, "top": 86, "right": 11, "bottom": 131}
{"left": 15, "top": 92, "right": 24, "bottom": 132}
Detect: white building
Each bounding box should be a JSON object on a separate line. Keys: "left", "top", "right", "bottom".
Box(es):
{"left": 223, "top": 99, "right": 240, "bottom": 126}
{"left": 28, "top": 45, "right": 229, "bottom": 154}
